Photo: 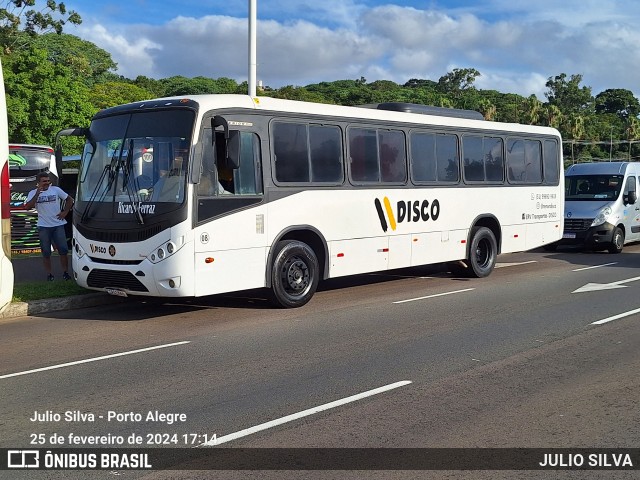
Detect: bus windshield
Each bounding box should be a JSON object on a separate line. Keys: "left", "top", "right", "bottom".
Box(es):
{"left": 565, "top": 174, "right": 623, "bottom": 201}
{"left": 78, "top": 110, "right": 195, "bottom": 211}
{"left": 8, "top": 144, "right": 55, "bottom": 178}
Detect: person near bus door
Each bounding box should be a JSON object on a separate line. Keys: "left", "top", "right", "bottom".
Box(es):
{"left": 23, "top": 172, "right": 74, "bottom": 281}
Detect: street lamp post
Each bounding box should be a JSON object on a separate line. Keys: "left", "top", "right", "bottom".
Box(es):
{"left": 248, "top": 0, "right": 257, "bottom": 98}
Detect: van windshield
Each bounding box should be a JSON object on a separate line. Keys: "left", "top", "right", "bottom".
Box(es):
{"left": 565, "top": 175, "right": 623, "bottom": 201}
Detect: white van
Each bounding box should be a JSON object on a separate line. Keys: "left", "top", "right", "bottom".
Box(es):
{"left": 552, "top": 162, "right": 640, "bottom": 253}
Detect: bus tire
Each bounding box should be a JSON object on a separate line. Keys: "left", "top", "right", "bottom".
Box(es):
{"left": 270, "top": 240, "right": 319, "bottom": 308}
{"left": 608, "top": 227, "right": 624, "bottom": 253}
{"left": 467, "top": 227, "right": 497, "bottom": 278}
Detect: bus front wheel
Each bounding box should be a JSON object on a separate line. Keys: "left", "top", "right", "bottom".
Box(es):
{"left": 270, "top": 240, "right": 319, "bottom": 308}
{"left": 467, "top": 227, "right": 497, "bottom": 278}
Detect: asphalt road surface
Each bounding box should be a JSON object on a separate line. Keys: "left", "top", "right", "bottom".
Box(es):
{"left": 2, "top": 244, "right": 640, "bottom": 479}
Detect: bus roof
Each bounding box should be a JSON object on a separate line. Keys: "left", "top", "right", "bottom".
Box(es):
{"left": 95, "top": 94, "right": 561, "bottom": 138}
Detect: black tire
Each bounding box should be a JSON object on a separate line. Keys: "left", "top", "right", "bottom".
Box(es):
{"left": 270, "top": 240, "right": 319, "bottom": 308}
{"left": 467, "top": 227, "right": 497, "bottom": 278}
{"left": 608, "top": 227, "right": 624, "bottom": 254}
{"left": 543, "top": 242, "right": 558, "bottom": 252}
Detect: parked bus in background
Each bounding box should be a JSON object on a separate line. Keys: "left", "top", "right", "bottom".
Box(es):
{"left": 0, "top": 61, "right": 12, "bottom": 313}
{"left": 8, "top": 144, "right": 61, "bottom": 254}
{"left": 56, "top": 95, "right": 563, "bottom": 308}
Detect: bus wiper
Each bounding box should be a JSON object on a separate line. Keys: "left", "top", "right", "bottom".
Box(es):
{"left": 80, "top": 161, "right": 112, "bottom": 223}
{"left": 121, "top": 141, "right": 144, "bottom": 225}
{"left": 80, "top": 149, "right": 121, "bottom": 223}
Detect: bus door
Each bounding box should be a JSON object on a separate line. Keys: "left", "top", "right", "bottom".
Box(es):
{"left": 193, "top": 119, "right": 265, "bottom": 295}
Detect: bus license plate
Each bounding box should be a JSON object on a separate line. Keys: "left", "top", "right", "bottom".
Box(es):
{"left": 106, "top": 288, "right": 128, "bottom": 297}
{"left": 562, "top": 233, "right": 576, "bottom": 239}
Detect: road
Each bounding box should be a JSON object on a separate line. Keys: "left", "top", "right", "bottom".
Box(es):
{"left": 2, "top": 245, "right": 640, "bottom": 479}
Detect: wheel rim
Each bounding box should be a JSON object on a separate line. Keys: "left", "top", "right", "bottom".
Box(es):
{"left": 281, "top": 255, "right": 310, "bottom": 295}
{"left": 475, "top": 238, "right": 492, "bottom": 268}
{"left": 615, "top": 233, "right": 623, "bottom": 249}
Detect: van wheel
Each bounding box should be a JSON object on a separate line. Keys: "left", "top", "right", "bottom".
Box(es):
{"left": 543, "top": 242, "right": 558, "bottom": 252}
{"left": 467, "top": 227, "right": 497, "bottom": 278}
{"left": 270, "top": 240, "right": 319, "bottom": 308}
{"left": 608, "top": 227, "right": 624, "bottom": 253}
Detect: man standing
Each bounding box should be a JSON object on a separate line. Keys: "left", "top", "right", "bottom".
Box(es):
{"left": 24, "top": 172, "right": 74, "bottom": 281}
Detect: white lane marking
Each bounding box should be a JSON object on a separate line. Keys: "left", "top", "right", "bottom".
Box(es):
{"left": 573, "top": 275, "right": 640, "bottom": 293}
{"left": 591, "top": 307, "right": 640, "bottom": 325}
{"left": 200, "top": 380, "right": 412, "bottom": 447}
{"left": 572, "top": 262, "right": 618, "bottom": 272}
{"left": 495, "top": 261, "right": 537, "bottom": 269}
{"left": 393, "top": 288, "right": 475, "bottom": 304}
{"left": 0, "top": 341, "right": 191, "bottom": 380}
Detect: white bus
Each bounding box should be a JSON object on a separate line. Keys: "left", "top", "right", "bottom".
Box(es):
{"left": 56, "top": 95, "right": 563, "bottom": 308}
{"left": 0, "top": 60, "right": 13, "bottom": 313}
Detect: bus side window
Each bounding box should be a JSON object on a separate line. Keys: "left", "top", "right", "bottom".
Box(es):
{"left": 232, "top": 132, "right": 262, "bottom": 195}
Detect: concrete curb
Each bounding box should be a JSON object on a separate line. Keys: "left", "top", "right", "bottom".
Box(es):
{"left": 0, "top": 293, "right": 128, "bottom": 319}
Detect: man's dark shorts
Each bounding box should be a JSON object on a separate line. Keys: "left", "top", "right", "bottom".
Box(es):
{"left": 38, "top": 225, "right": 69, "bottom": 258}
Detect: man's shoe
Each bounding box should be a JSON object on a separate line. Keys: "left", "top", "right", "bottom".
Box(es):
{"left": 47, "top": 274, "right": 54, "bottom": 281}
{"left": 62, "top": 271, "right": 71, "bottom": 281}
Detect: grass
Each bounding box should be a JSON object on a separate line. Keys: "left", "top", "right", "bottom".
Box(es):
{"left": 10, "top": 252, "right": 94, "bottom": 302}
{"left": 12, "top": 281, "right": 93, "bottom": 303}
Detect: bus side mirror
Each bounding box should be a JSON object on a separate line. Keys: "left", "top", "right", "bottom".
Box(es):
{"left": 54, "top": 144, "right": 64, "bottom": 181}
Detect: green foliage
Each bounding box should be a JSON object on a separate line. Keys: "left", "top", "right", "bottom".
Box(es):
{"left": 33, "top": 33, "right": 116, "bottom": 84}
{"left": 0, "top": 0, "right": 81, "bottom": 53}
{"left": 3, "top": 44, "right": 94, "bottom": 144}
{"left": 595, "top": 88, "right": 640, "bottom": 120}
{"left": 89, "top": 81, "right": 154, "bottom": 110}
{"left": 545, "top": 73, "right": 593, "bottom": 115}
{"left": 437, "top": 68, "right": 480, "bottom": 95}
{"left": 160, "top": 75, "right": 239, "bottom": 96}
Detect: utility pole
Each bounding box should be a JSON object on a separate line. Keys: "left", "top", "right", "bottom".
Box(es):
{"left": 248, "top": 0, "right": 257, "bottom": 98}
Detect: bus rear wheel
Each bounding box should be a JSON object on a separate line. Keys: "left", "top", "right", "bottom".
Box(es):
{"left": 467, "top": 227, "right": 497, "bottom": 278}
{"left": 270, "top": 240, "right": 319, "bottom": 308}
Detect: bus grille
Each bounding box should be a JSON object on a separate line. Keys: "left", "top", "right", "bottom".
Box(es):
{"left": 87, "top": 269, "right": 149, "bottom": 292}
{"left": 89, "top": 256, "right": 143, "bottom": 265}
{"left": 77, "top": 224, "right": 163, "bottom": 243}
{"left": 564, "top": 218, "right": 593, "bottom": 231}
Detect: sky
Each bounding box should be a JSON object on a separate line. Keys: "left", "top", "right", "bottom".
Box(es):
{"left": 66, "top": 0, "right": 640, "bottom": 100}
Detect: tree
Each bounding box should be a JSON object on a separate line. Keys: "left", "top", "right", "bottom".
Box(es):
{"left": 270, "top": 85, "right": 327, "bottom": 103}
{"left": 436, "top": 68, "right": 481, "bottom": 95}
{"left": 0, "top": 1, "right": 81, "bottom": 52}
{"left": 3, "top": 44, "right": 94, "bottom": 144}
{"left": 160, "top": 76, "right": 240, "bottom": 96}
{"left": 89, "top": 82, "right": 154, "bottom": 110}
{"left": 477, "top": 99, "right": 496, "bottom": 121}
{"left": 595, "top": 88, "right": 640, "bottom": 120}
{"left": 544, "top": 73, "right": 593, "bottom": 115}
{"left": 33, "top": 33, "right": 117, "bottom": 84}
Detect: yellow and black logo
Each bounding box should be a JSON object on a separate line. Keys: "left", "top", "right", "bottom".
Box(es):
{"left": 375, "top": 197, "right": 440, "bottom": 232}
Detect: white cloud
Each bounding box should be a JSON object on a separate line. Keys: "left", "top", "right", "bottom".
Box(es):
{"left": 71, "top": 2, "right": 640, "bottom": 100}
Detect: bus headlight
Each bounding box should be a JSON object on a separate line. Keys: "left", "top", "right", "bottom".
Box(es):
{"left": 591, "top": 207, "right": 612, "bottom": 227}
{"left": 149, "top": 240, "right": 181, "bottom": 263}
